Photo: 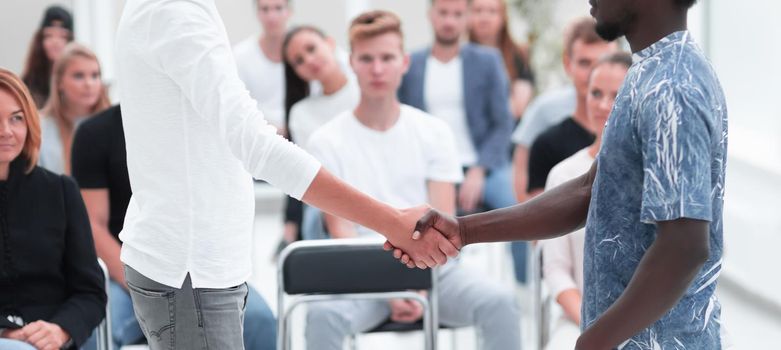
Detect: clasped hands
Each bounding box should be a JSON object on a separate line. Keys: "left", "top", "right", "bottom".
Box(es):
{"left": 384, "top": 207, "right": 462, "bottom": 269}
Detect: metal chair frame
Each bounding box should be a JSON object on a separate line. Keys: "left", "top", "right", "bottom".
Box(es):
{"left": 96, "top": 259, "right": 112, "bottom": 350}
{"left": 277, "top": 239, "right": 438, "bottom": 350}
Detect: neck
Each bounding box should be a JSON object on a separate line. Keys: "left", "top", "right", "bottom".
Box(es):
{"left": 431, "top": 41, "right": 461, "bottom": 62}
{"left": 588, "top": 137, "right": 602, "bottom": 158}
{"left": 63, "top": 103, "right": 90, "bottom": 125}
{"left": 625, "top": 9, "right": 687, "bottom": 53}
{"left": 572, "top": 98, "right": 589, "bottom": 127}
{"left": 321, "top": 70, "right": 348, "bottom": 96}
{"left": 478, "top": 34, "right": 500, "bottom": 48}
{"left": 260, "top": 33, "right": 284, "bottom": 62}
{"left": 354, "top": 96, "right": 401, "bottom": 131}
{"left": 0, "top": 163, "right": 8, "bottom": 180}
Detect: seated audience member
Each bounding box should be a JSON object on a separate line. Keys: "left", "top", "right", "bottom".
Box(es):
{"left": 234, "top": 0, "right": 292, "bottom": 134}
{"left": 510, "top": 17, "right": 617, "bottom": 202}
{"left": 281, "top": 25, "right": 360, "bottom": 242}
{"left": 39, "top": 43, "right": 110, "bottom": 175}
{"left": 305, "top": 11, "right": 520, "bottom": 350}
{"left": 541, "top": 52, "right": 631, "bottom": 350}
{"left": 468, "top": 0, "right": 534, "bottom": 122}
{"left": 22, "top": 5, "right": 74, "bottom": 108}
{"left": 71, "top": 105, "right": 278, "bottom": 350}
{"left": 0, "top": 68, "right": 105, "bottom": 350}
{"left": 526, "top": 18, "right": 618, "bottom": 199}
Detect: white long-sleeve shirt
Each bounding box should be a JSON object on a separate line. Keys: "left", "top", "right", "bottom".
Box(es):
{"left": 116, "top": 0, "right": 320, "bottom": 289}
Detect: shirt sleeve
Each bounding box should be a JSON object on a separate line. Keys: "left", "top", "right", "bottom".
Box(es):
{"left": 638, "top": 84, "right": 715, "bottom": 224}
{"left": 424, "top": 119, "right": 465, "bottom": 183}
{"left": 71, "top": 122, "right": 108, "bottom": 189}
{"left": 527, "top": 134, "right": 553, "bottom": 192}
{"left": 542, "top": 233, "right": 579, "bottom": 299}
{"left": 49, "top": 176, "right": 107, "bottom": 347}
{"left": 146, "top": 2, "right": 320, "bottom": 200}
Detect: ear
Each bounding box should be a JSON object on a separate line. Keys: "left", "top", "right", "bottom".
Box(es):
{"left": 401, "top": 52, "right": 411, "bottom": 75}
{"left": 562, "top": 51, "right": 573, "bottom": 77}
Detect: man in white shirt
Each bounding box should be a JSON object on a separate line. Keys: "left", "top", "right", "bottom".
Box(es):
{"left": 115, "top": 1, "right": 458, "bottom": 349}
{"left": 233, "top": 0, "right": 290, "bottom": 133}
{"left": 305, "top": 11, "right": 520, "bottom": 350}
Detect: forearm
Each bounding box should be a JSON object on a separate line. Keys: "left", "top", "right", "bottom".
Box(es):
{"left": 556, "top": 289, "right": 582, "bottom": 325}
{"left": 577, "top": 221, "right": 709, "bottom": 349}
{"left": 511, "top": 146, "right": 529, "bottom": 202}
{"left": 459, "top": 166, "right": 594, "bottom": 244}
{"left": 303, "top": 168, "right": 400, "bottom": 238}
{"left": 92, "top": 225, "right": 125, "bottom": 286}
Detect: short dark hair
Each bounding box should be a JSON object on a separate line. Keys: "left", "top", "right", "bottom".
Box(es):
{"left": 564, "top": 17, "right": 605, "bottom": 58}
{"left": 675, "top": 0, "right": 698, "bottom": 9}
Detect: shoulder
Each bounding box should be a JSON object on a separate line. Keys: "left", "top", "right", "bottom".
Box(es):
{"left": 25, "top": 166, "right": 70, "bottom": 191}
{"left": 308, "top": 111, "right": 352, "bottom": 146}
{"left": 410, "top": 47, "right": 431, "bottom": 61}
{"left": 78, "top": 106, "right": 121, "bottom": 135}
{"left": 232, "top": 35, "right": 257, "bottom": 55}
{"left": 463, "top": 43, "right": 502, "bottom": 63}
{"left": 289, "top": 98, "right": 315, "bottom": 121}
{"left": 538, "top": 119, "right": 571, "bottom": 143}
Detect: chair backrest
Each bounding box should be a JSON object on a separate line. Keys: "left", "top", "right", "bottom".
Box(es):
{"left": 279, "top": 239, "right": 432, "bottom": 295}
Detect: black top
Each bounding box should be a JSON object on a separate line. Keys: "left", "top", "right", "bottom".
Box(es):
{"left": 71, "top": 105, "right": 131, "bottom": 240}
{"left": 527, "top": 117, "right": 595, "bottom": 192}
{"left": 0, "top": 158, "right": 106, "bottom": 347}
{"left": 512, "top": 50, "right": 535, "bottom": 84}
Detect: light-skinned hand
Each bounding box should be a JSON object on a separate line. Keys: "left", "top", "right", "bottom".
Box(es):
{"left": 384, "top": 208, "right": 463, "bottom": 268}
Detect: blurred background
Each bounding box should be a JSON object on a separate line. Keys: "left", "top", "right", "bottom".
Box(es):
{"left": 1, "top": 0, "right": 778, "bottom": 348}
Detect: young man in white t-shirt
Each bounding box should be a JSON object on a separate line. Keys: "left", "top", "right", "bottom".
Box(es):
{"left": 233, "top": 0, "right": 290, "bottom": 132}
{"left": 305, "top": 11, "right": 521, "bottom": 350}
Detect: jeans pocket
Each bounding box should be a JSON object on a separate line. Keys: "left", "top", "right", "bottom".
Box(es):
{"left": 127, "top": 281, "right": 176, "bottom": 349}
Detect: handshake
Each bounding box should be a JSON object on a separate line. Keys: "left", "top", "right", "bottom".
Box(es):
{"left": 382, "top": 206, "right": 465, "bottom": 269}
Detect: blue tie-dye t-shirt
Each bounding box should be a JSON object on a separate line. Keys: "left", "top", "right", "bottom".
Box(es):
{"left": 582, "top": 31, "right": 728, "bottom": 349}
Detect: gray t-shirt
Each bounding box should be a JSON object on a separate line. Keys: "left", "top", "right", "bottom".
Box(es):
{"left": 583, "top": 31, "right": 727, "bottom": 349}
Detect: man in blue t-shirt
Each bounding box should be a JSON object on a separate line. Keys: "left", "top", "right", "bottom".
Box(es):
{"left": 396, "top": 0, "right": 729, "bottom": 348}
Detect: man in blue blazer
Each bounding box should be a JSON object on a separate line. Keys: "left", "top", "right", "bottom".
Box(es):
{"left": 398, "top": 0, "right": 515, "bottom": 217}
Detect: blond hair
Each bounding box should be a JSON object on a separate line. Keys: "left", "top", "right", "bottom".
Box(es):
{"left": 349, "top": 10, "right": 404, "bottom": 49}
{"left": 42, "top": 43, "right": 110, "bottom": 130}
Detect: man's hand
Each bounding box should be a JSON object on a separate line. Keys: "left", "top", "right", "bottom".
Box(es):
{"left": 19, "top": 321, "right": 71, "bottom": 350}
{"left": 383, "top": 206, "right": 459, "bottom": 269}
{"left": 384, "top": 208, "right": 463, "bottom": 268}
{"left": 389, "top": 296, "right": 425, "bottom": 323}
{"left": 458, "top": 167, "right": 485, "bottom": 213}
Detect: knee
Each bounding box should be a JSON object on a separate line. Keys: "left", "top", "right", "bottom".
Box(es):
{"left": 476, "top": 286, "right": 520, "bottom": 322}
{"left": 305, "top": 303, "right": 350, "bottom": 337}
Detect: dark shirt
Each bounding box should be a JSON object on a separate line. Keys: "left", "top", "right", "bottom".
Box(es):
{"left": 71, "top": 105, "right": 130, "bottom": 240}
{"left": 0, "top": 158, "right": 106, "bottom": 347}
{"left": 527, "top": 117, "right": 595, "bottom": 192}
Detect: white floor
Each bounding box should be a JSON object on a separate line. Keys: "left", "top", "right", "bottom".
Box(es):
{"left": 245, "top": 185, "right": 781, "bottom": 349}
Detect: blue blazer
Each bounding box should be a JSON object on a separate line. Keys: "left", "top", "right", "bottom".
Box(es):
{"left": 398, "top": 43, "right": 513, "bottom": 171}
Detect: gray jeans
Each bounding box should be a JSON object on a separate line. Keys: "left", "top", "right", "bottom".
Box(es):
{"left": 124, "top": 265, "right": 248, "bottom": 350}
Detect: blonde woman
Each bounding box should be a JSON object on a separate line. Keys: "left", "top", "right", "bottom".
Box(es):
{"left": 39, "top": 43, "right": 110, "bottom": 175}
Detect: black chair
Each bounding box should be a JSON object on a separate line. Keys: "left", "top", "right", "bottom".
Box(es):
{"left": 277, "top": 239, "right": 439, "bottom": 350}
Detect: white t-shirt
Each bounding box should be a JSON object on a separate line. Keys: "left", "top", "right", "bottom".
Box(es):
{"left": 424, "top": 56, "right": 477, "bottom": 166}
{"left": 289, "top": 77, "right": 359, "bottom": 150}
{"left": 233, "top": 35, "right": 285, "bottom": 129}
{"left": 541, "top": 148, "right": 593, "bottom": 298}
{"left": 308, "top": 105, "right": 464, "bottom": 237}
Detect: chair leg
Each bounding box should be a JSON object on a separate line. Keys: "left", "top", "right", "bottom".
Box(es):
{"left": 349, "top": 334, "right": 358, "bottom": 350}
